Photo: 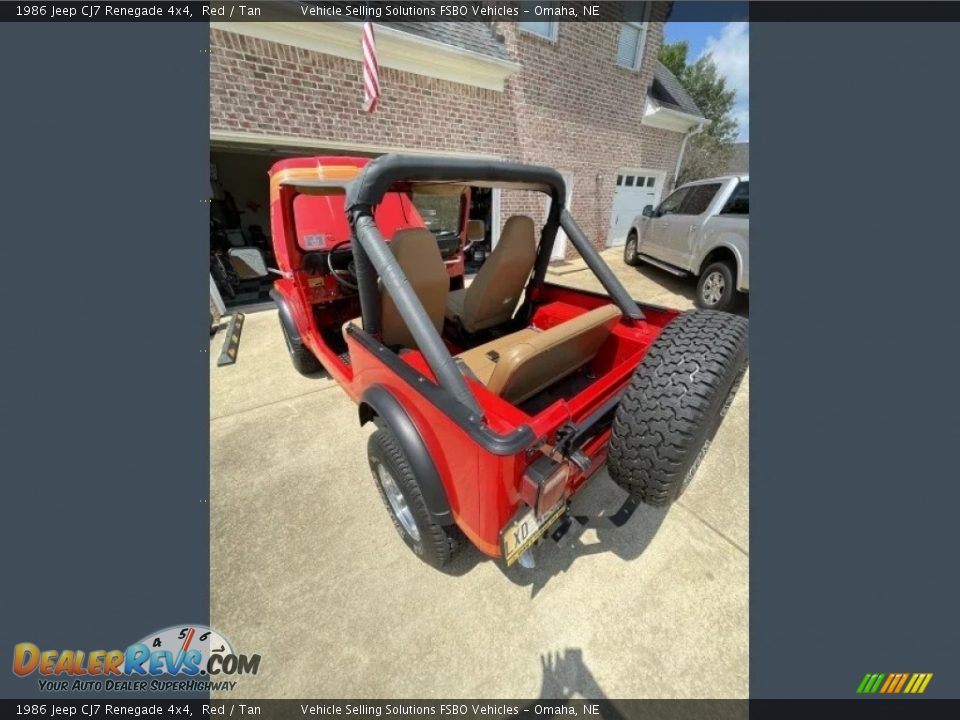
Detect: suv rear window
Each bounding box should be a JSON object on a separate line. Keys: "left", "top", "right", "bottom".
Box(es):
{"left": 721, "top": 181, "right": 749, "bottom": 215}
{"left": 679, "top": 183, "right": 721, "bottom": 216}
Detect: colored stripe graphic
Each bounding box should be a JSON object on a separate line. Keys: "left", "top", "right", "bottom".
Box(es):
{"left": 858, "top": 672, "right": 933, "bottom": 694}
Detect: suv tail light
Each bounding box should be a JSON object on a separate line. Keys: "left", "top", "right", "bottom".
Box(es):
{"left": 520, "top": 456, "right": 571, "bottom": 519}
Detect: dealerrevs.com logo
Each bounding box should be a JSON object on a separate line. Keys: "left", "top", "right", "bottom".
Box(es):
{"left": 12, "top": 624, "right": 260, "bottom": 693}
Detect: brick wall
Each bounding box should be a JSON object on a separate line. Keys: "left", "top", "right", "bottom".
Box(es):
{"left": 210, "top": 28, "right": 520, "bottom": 157}
{"left": 493, "top": 15, "right": 682, "bottom": 253}
{"left": 210, "top": 16, "right": 686, "bottom": 255}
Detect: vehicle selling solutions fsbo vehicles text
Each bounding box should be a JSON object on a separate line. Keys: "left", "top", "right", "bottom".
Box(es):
{"left": 299, "top": 4, "right": 528, "bottom": 19}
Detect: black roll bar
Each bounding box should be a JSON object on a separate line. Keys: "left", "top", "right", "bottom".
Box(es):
{"left": 350, "top": 211, "right": 482, "bottom": 417}
{"left": 560, "top": 209, "right": 645, "bottom": 321}
{"left": 350, "top": 233, "right": 380, "bottom": 336}
{"left": 343, "top": 154, "right": 643, "bottom": 418}
{"left": 346, "top": 154, "right": 567, "bottom": 209}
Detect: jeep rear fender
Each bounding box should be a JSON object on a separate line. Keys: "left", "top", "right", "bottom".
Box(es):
{"left": 359, "top": 385, "right": 453, "bottom": 525}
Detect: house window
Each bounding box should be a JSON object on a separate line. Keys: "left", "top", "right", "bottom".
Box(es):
{"left": 616, "top": 23, "right": 648, "bottom": 70}
{"left": 519, "top": 21, "right": 558, "bottom": 42}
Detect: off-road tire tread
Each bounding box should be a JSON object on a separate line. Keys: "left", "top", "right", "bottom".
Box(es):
{"left": 368, "top": 428, "right": 463, "bottom": 568}
{"left": 607, "top": 310, "right": 748, "bottom": 505}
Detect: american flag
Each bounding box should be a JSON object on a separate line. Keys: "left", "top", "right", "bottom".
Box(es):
{"left": 361, "top": 22, "right": 380, "bottom": 113}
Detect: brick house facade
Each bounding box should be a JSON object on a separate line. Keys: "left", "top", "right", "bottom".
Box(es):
{"left": 209, "top": 14, "right": 705, "bottom": 254}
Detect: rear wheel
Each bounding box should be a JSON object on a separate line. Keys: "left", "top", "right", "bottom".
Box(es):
{"left": 278, "top": 316, "right": 323, "bottom": 376}
{"left": 367, "top": 428, "right": 463, "bottom": 569}
{"left": 607, "top": 310, "right": 748, "bottom": 505}
{"left": 623, "top": 231, "right": 641, "bottom": 266}
{"left": 696, "top": 260, "right": 738, "bottom": 312}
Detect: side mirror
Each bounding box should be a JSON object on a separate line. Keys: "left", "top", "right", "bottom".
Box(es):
{"left": 642, "top": 205, "right": 654, "bottom": 218}
{"left": 466, "top": 219, "right": 485, "bottom": 243}
{"left": 228, "top": 247, "right": 269, "bottom": 279}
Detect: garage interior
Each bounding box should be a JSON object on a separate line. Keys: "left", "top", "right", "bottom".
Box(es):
{"left": 210, "top": 143, "right": 496, "bottom": 312}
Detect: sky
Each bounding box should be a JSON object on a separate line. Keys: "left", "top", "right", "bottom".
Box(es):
{"left": 664, "top": 22, "right": 750, "bottom": 142}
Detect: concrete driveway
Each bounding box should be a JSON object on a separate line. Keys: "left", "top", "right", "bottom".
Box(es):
{"left": 209, "top": 248, "right": 748, "bottom": 699}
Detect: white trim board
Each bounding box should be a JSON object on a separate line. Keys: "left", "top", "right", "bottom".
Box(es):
{"left": 212, "top": 21, "right": 521, "bottom": 92}
{"left": 209, "top": 130, "right": 503, "bottom": 161}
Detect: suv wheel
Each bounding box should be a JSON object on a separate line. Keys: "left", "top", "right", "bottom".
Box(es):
{"left": 696, "top": 261, "right": 737, "bottom": 312}
{"left": 623, "top": 231, "right": 641, "bottom": 266}
{"left": 607, "top": 310, "right": 748, "bottom": 505}
{"left": 367, "top": 428, "right": 463, "bottom": 569}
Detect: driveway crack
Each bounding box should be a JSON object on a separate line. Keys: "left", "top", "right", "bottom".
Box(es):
{"left": 210, "top": 383, "right": 340, "bottom": 422}
{"left": 674, "top": 500, "right": 748, "bottom": 556}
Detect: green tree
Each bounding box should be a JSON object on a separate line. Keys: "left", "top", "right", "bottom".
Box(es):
{"left": 658, "top": 41, "right": 739, "bottom": 183}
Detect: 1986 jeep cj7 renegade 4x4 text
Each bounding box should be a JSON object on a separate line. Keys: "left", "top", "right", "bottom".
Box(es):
{"left": 268, "top": 155, "right": 748, "bottom": 570}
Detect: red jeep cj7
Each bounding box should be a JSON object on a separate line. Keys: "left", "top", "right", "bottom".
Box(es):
{"left": 268, "top": 155, "right": 748, "bottom": 570}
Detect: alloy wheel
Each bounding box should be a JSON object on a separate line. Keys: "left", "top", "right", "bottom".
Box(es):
{"left": 701, "top": 271, "right": 726, "bottom": 306}
{"left": 376, "top": 463, "right": 421, "bottom": 542}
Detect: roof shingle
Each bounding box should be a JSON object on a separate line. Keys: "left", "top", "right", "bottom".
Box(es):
{"left": 651, "top": 61, "right": 704, "bottom": 118}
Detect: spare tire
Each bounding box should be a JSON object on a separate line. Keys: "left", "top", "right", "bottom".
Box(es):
{"left": 607, "top": 310, "right": 748, "bottom": 505}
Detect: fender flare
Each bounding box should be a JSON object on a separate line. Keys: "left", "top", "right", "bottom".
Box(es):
{"left": 359, "top": 385, "right": 453, "bottom": 525}
{"left": 697, "top": 240, "right": 744, "bottom": 287}
{"left": 270, "top": 287, "right": 304, "bottom": 347}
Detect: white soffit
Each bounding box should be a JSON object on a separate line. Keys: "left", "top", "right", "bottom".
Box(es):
{"left": 212, "top": 21, "right": 520, "bottom": 92}
{"left": 642, "top": 96, "right": 707, "bottom": 132}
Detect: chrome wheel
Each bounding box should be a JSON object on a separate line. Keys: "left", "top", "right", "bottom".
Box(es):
{"left": 626, "top": 237, "right": 636, "bottom": 257}
{"left": 376, "top": 463, "right": 420, "bottom": 542}
{"left": 701, "top": 271, "right": 726, "bottom": 306}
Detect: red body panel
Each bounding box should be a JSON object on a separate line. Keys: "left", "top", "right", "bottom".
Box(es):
{"left": 269, "top": 156, "right": 680, "bottom": 559}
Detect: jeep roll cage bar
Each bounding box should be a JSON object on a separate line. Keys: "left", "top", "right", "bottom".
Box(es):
{"left": 344, "top": 154, "right": 644, "bottom": 418}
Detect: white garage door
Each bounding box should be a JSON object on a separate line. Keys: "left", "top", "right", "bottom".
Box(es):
{"left": 606, "top": 170, "right": 664, "bottom": 246}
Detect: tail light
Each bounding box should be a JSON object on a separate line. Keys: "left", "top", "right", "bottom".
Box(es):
{"left": 520, "top": 456, "right": 571, "bottom": 519}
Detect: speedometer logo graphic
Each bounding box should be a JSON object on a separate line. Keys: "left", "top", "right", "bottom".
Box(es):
{"left": 129, "top": 624, "right": 235, "bottom": 675}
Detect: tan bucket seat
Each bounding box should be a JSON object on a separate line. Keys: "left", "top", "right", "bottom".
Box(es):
{"left": 457, "top": 305, "right": 622, "bottom": 404}
{"left": 380, "top": 228, "right": 449, "bottom": 349}
{"left": 445, "top": 215, "right": 537, "bottom": 334}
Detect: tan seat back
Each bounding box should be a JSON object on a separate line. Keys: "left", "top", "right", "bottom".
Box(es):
{"left": 381, "top": 228, "right": 448, "bottom": 349}
{"left": 461, "top": 215, "right": 536, "bottom": 333}
{"left": 487, "top": 305, "right": 622, "bottom": 403}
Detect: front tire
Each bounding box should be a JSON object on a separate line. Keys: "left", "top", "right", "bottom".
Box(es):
{"left": 278, "top": 316, "right": 323, "bottom": 376}
{"left": 367, "top": 428, "right": 463, "bottom": 569}
{"left": 696, "top": 261, "right": 738, "bottom": 312}
{"left": 623, "top": 231, "right": 641, "bottom": 266}
{"left": 607, "top": 310, "right": 748, "bottom": 505}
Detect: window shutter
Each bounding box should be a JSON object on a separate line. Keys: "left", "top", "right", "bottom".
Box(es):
{"left": 617, "top": 25, "right": 640, "bottom": 68}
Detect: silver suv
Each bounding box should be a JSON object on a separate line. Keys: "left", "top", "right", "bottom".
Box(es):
{"left": 624, "top": 175, "right": 749, "bottom": 312}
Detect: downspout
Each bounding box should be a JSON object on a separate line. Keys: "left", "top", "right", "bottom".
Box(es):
{"left": 673, "top": 122, "right": 706, "bottom": 187}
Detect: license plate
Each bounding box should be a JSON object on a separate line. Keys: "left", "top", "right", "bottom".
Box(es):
{"left": 501, "top": 502, "right": 566, "bottom": 567}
